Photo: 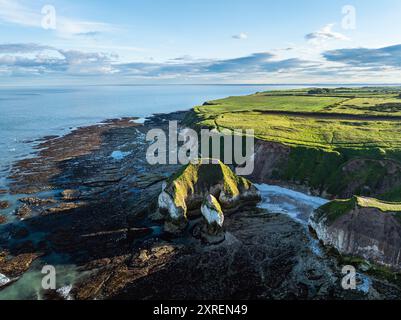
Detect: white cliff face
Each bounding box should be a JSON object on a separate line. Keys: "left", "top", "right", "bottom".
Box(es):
{"left": 309, "top": 208, "right": 401, "bottom": 270}
{"left": 309, "top": 216, "right": 333, "bottom": 246}
{"left": 201, "top": 195, "right": 224, "bottom": 227}
{"left": 158, "top": 191, "right": 182, "bottom": 220}
{"left": 158, "top": 182, "right": 184, "bottom": 220}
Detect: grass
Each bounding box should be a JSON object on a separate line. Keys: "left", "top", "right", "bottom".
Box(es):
{"left": 331, "top": 97, "right": 401, "bottom": 116}
{"left": 189, "top": 87, "right": 401, "bottom": 201}
{"left": 315, "top": 197, "right": 358, "bottom": 223}
{"left": 315, "top": 196, "right": 401, "bottom": 224}
{"left": 195, "top": 87, "right": 401, "bottom": 152}
{"left": 203, "top": 195, "right": 223, "bottom": 215}
{"left": 339, "top": 255, "right": 401, "bottom": 287}
{"left": 199, "top": 95, "right": 346, "bottom": 115}
{"left": 356, "top": 197, "right": 401, "bottom": 212}
{"left": 212, "top": 112, "right": 401, "bottom": 150}
{"left": 166, "top": 159, "right": 252, "bottom": 215}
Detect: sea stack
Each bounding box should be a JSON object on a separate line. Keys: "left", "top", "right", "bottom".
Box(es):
{"left": 157, "top": 159, "right": 261, "bottom": 235}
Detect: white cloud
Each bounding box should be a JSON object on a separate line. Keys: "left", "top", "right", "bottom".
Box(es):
{"left": 305, "top": 24, "right": 350, "bottom": 43}
{"left": 0, "top": 0, "right": 40, "bottom": 27}
{"left": 1, "top": 42, "right": 401, "bottom": 84}
{"left": 0, "top": 43, "right": 118, "bottom": 75}
{"left": 0, "top": 0, "right": 117, "bottom": 37}
{"left": 232, "top": 32, "right": 248, "bottom": 40}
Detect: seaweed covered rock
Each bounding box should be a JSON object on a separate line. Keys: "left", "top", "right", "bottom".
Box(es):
{"left": 158, "top": 159, "right": 260, "bottom": 233}
{"left": 309, "top": 196, "right": 401, "bottom": 269}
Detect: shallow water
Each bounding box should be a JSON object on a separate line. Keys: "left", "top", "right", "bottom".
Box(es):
{"left": 255, "top": 184, "right": 329, "bottom": 224}
{"left": 0, "top": 253, "right": 83, "bottom": 300}
{"left": 256, "top": 183, "right": 329, "bottom": 257}
{"left": 256, "top": 183, "right": 373, "bottom": 293}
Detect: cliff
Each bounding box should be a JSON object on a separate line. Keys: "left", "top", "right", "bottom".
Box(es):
{"left": 309, "top": 196, "right": 401, "bottom": 269}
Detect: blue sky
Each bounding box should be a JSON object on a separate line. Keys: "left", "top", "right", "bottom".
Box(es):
{"left": 1, "top": 0, "right": 401, "bottom": 84}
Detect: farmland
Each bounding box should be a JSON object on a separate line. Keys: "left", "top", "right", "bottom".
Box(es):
{"left": 190, "top": 87, "right": 401, "bottom": 200}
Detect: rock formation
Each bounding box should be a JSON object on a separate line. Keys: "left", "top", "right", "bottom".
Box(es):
{"left": 158, "top": 159, "right": 261, "bottom": 234}
{"left": 309, "top": 196, "right": 401, "bottom": 270}
{"left": 199, "top": 194, "right": 225, "bottom": 243}
{"left": 0, "top": 201, "right": 9, "bottom": 210}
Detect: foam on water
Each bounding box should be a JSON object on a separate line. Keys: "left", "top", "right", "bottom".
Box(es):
{"left": 357, "top": 273, "right": 372, "bottom": 294}
{"left": 256, "top": 184, "right": 329, "bottom": 224}
{"left": 56, "top": 285, "right": 73, "bottom": 300}
{"left": 0, "top": 254, "right": 81, "bottom": 300}
{"left": 130, "top": 117, "right": 147, "bottom": 124}
{"left": 256, "top": 184, "right": 329, "bottom": 257}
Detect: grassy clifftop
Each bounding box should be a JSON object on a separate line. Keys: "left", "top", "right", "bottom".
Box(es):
{"left": 194, "top": 87, "right": 401, "bottom": 152}
{"left": 190, "top": 87, "right": 401, "bottom": 200}
{"left": 315, "top": 196, "right": 401, "bottom": 224}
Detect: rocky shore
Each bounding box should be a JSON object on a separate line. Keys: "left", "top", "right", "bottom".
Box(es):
{"left": 0, "top": 111, "right": 400, "bottom": 299}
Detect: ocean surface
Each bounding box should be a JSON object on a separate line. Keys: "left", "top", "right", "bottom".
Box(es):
{"left": 0, "top": 84, "right": 304, "bottom": 188}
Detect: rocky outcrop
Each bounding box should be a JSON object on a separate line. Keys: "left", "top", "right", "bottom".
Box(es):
{"left": 0, "top": 252, "right": 41, "bottom": 279}
{"left": 309, "top": 196, "right": 401, "bottom": 270}
{"left": 15, "top": 204, "right": 32, "bottom": 219}
{"left": 199, "top": 195, "right": 225, "bottom": 244}
{"left": 19, "top": 197, "right": 56, "bottom": 206}
{"left": 0, "top": 201, "right": 9, "bottom": 210}
{"left": 158, "top": 159, "right": 261, "bottom": 233}
{"left": 201, "top": 195, "right": 224, "bottom": 231}
{"left": 61, "top": 189, "right": 81, "bottom": 201}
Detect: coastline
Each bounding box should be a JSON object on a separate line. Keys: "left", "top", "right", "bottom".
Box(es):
{"left": 0, "top": 111, "right": 184, "bottom": 298}
{"left": 0, "top": 109, "right": 400, "bottom": 300}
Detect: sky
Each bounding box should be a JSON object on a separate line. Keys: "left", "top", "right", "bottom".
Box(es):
{"left": 1, "top": 0, "right": 401, "bottom": 85}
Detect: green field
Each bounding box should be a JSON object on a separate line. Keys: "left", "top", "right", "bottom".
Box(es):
{"left": 194, "top": 87, "right": 401, "bottom": 152}
{"left": 315, "top": 196, "right": 401, "bottom": 225}
{"left": 189, "top": 87, "right": 401, "bottom": 201}
{"left": 199, "top": 95, "right": 346, "bottom": 115}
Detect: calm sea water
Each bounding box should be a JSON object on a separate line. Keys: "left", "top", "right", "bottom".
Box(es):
{"left": 0, "top": 84, "right": 302, "bottom": 188}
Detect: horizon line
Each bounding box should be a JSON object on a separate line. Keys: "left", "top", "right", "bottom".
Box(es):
{"left": 1, "top": 83, "right": 401, "bottom": 88}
